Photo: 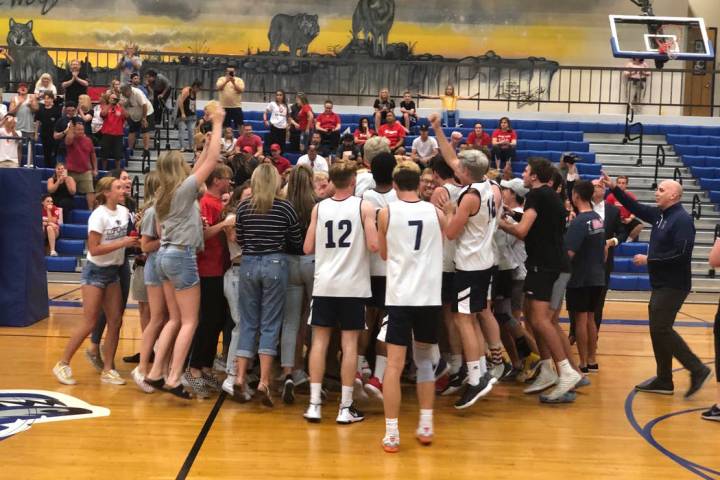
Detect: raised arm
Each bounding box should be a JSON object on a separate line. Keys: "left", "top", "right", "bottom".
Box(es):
{"left": 428, "top": 112, "right": 461, "bottom": 173}
{"left": 601, "top": 171, "right": 659, "bottom": 224}
{"left": 192, "top": 107, "right": 225, "bottom": 185}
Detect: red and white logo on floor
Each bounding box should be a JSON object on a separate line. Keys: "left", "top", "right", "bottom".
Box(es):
{"left": 0, "top": 390, "right": 109, "bottom": 440}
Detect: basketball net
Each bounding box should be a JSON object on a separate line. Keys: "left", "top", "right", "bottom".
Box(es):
{"left": 658, "top": 40, "right": 678, "bottom": 60}
{"left": 657, "top": 24, "right": 682, "bottom": 61}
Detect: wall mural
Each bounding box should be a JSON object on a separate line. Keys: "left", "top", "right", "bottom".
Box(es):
{"left": 0, "top": 0, "right": 688, "bottom": 105}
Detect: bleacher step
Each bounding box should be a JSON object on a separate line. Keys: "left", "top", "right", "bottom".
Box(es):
{"left": 584, "top": 133, "right": 668, "bottom": 145}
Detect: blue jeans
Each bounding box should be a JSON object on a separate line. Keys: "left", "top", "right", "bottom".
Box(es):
{"left": 236, "top": 254, "right": 289, "bottom": 358}
{"left": 81, "top": 261, "right": 121, "bottom": 289}
{"left": 281, "top": 255, "right": 315, "bottom": 368}
{"left": 224, "top": 265, "right": 242, "bottom": 375}
{"left": 442, "top": 110, "right": 460, "bottom": 127}
{"left": 178, "top": 116, "right": 196, "bottom": 151}
{"left": 143, "top": 252, "right": 161, "bottom": 286}
{"left": 90, "top": 258, "right": 130, "bottom": 345}
{"left": 156, "top": 245, "right": 199, "bottom": 290}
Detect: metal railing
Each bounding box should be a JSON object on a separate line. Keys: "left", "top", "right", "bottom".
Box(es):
{"left": 2, "top": 44, "right": 720, "bottom": 115}
{"left": 672, "top": 166, "right": 683, "bottom": 185}
{"left": 652, "top": 144, "right": 665, "bottom": 190}
{"left": 130, "top": 176, "right": 140, "bottom": 207}
{"left": 691, "top": 193, "right": 703, "bottom": 220}
{"left": 623, "top": 103, "right": 644, "bottom": 166}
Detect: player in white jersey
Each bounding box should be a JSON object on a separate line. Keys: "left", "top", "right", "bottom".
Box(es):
{"left": 377, "top": 161, "right": 446, "bottom": 453}
{"left": 428, "top": 112, "right": 497, "bottom": 409}
{"left": 359, "top": 152, "right": 398, "bottom": 400}
{"left": 429, "top": 156, "right": 466, "bottom": 394}
{"left": 303, "top": 161, "right": 379, "bottom": 424}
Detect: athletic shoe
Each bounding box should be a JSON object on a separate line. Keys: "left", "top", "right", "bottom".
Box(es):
{"left": 440, "top": 371, "right": 465, "bottom": 396}
{"left": 435, "top": 373, "right": 449, "bottom": 393}
{"left": 521, "top": 353, "right": 541, "bottom": 382}
{"left": 165, "top": 384, "right": 192, "bottom": 400}
{"left": 539, "top": 391, "right": 577, "bottom": 404}
{"left": 416, "top": 426, "right": 433, "bottom": 446}
{"left": 542, "top": 370, "right": 581, "bottom": 401}
{"left": 201, "top": 371, "right": 223, "bottom": 392}
{"left": 359, "top": 357, "right": 372, "bottom": 379}
{"left": 701, "top": 404, "right": 720, "bottom": 422}
{"left": 282, "top": 376, "right": 295, "bottom": 404}
{"left": 181, "top": 371, "right": 210, "bottom": 398}
{"left": 364, "top": 376, "right": 383, "bottom": 401}
{"left": 304, "top": 403, "right": 322, "bottom": 423}
{"left": 579, "top": 366, "right": 589, "bottom": 374}
{"left": 292, "top": 369, "right": 309, "bottom": 387}
{"left": 132, "top": 367, "right": 154, "bottom": 393}
{"left": 49, "top": 250, "right": 58, "bottom": 257}
{"left": 222, "top": 376, "right": 235, "bottom": 396}
{"left": 213, "top": 355, "right": 226, "bottom": 373}
{"left": 635, "top": 377, "right": 674, "bottom": 395}
{"left": 100, "top": 369, "right": 126, "bottom": 385}
{"left": 574, "top": 375, "right": 591, "bottom": 389}
{"left": 336, "top": 404, "right": 365, "bottom": 424}
{"left": 434, "top": 358, "right": 450, "bottom": 381}
{"left": 489, "top": 362, "right": 506, "bottom": 381}
{"left": 52, "top": 361, "right": 77, "bottom": 385}
{"left": 84, "top": 348, "right": 104, "bottom": 373}
{"left": 454, "top": 372, "right": 496, "bottom": 410}
{"left": 501, "top": 366, "right": 522, "bottom": 383}
{"left": 122, "top": 352, "right": 141, "bottom": 364}
{"left": 144, "top": 376, "right": 165, "bottom": 390}
{"left": 523, "top": 366, "right": 558, "bottom": 394}
{"left": 685, "top": 366, "right": 712, "bottom": 399}
{"left": 354, "top": 373, "right": 369, "bottom": 401}
{"left": 587, "top": 363, "right": 599, "bottom": 373}
{"left": 230, "top": 382, "right": 252, "bottom": 403}
{"left": 382, "top": 435, "right": 400, "bottom": 453}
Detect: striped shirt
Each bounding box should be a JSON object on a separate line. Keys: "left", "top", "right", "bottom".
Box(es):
{"left": 235, "top": 198, "right": 304, "bottom": 255}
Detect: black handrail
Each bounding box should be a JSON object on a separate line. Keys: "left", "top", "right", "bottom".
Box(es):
{"left": 672, "top": 166, "right": 683, "bottom": 185}
{"left": 141, "top": 149, "right": 151, "bottom": 174}
{"left": 651, "top": 144, "right": 666, "bottom": 190}
{"left": 623, "top": 103, "right": 644, "bottom": 165}
{"left": 131, "top": 176, "right": 140, "bottom": 206}
{"left": 691, "top": 194, "right": 702, "bottom": 221}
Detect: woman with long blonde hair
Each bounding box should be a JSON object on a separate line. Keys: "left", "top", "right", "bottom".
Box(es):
{"left": 52, "top": 177, "right": 139, "bottom": 385}
{"left": 35, "top": 73, "right": 57, "bottom": 97}
{"left": 142, "top": 105, "right": 226, "bottom": 399}
{"left": 231, "top": 163, "right": 304, "bottom": 405}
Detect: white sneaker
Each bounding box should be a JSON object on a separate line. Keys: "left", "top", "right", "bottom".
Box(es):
{"left": 304, "top": 403, "right": 322, "bottom": 423}
{"left": 336, "top": 404, "right": 365, "bottom": 424}
{"left": 222, "top": 376, "right": 235, "bottom": 396}
{"left": 132, "top": 367, "right": 154, "bottom": 393}
{"left": 543, "top": 370, "right": 583, "bottom": 401}
{"left": 523, "top": 364, "right": 558, "bottom": 394}
{"left": 416, "top": 425, "right": 434, "bottom": 445}
{"left": 50, "top": 250, "right": 58, "bottom": 257}
{"left": 489, "top": 362, "right": 505, "bottom": 381}
{"left": 100, "top": 369, "right": 126, "bottom": 385}
{"left": 53, "top": 361, "right": 77, "bottom": 385}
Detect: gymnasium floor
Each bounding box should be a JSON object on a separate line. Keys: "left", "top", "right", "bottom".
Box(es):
{"left": 1, "top": 283, "right": 718, "bottom": 479}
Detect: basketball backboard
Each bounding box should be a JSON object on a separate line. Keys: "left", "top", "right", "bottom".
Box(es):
{"left": 610, "top": 15, "right": 715, "bottom": 61}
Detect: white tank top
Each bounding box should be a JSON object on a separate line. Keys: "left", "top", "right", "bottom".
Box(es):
{"left": 385, "top": 200, "right": 443, "bottom": 306}
{"left": 362, "top": 187, "right": 398, "bottom": 276}
{"left": 441, "top": 183, "right": 463, "bottom": 272}
{"left": 454, "top": 181, "right": 496, "bottom": 271}
{"left": 313, "top": 196, "right": 371, "bottom": 298}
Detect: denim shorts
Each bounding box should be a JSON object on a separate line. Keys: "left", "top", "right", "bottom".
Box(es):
{"left": 143, "top": 252, "right": 162, "bottom": 287}
{"left": 156, "top": 245, "right": 199, "bottom": 290}
{"left": 80, "top": 261, "right": 121, "bottom": 289}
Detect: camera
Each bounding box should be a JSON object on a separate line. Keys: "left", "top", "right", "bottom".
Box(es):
{"left": 561, "top": 153, "right": 579, "bottom": 165}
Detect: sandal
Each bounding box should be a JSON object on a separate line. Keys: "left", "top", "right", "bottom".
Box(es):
{"left": 165, "top": 383, "right": 192, "bottom": 400}
{"left": 257, "top": 382, "right": 273, "bottom": 408}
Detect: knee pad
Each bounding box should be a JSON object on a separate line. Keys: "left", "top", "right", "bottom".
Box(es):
{"left": 413, "top": 343, "right": 435, "bottom": 383}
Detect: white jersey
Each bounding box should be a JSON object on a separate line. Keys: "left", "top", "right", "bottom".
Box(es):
{"left": 441, "top": 183, "right": 463, "bottom": 272}
{"left": 454, "top": 181, "right": 496, "bottom": 271}
{"left": 385, "top": 200, "right": 443, "bottom": 306}
{"left": 313, "top": 196, "right": 371, "bottom": 298}
{"left": 362, "top": 187, "right": 398, "bottom": 276}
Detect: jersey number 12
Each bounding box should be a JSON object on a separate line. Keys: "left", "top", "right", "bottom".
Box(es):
{"left": 324, "top": 220, "right": 352, "bottom": 248}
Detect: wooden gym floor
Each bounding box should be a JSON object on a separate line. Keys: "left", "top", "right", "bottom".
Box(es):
{"left": 0, "top": 283, "right": 718, "bottom": 479}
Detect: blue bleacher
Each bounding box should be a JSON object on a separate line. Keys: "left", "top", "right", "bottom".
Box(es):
{"left": 56, "top": 239, "right": 86, "bottom": 256}
{"left": 45, "top": 256, "right": 77, "bottom": 273}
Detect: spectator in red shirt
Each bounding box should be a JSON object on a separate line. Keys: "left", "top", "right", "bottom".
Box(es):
{"left": 290, "top": 93, "right": 314, "bottom": 153}
{"left": 99, "top": 92, "right": 127, "bottom": 171}
{"left": 377, "top": 112, "right": 406, "bottom": 153}
{"left": 605, "top": 175, "right": 644, "bottom": 241}
{"left": 188, "top": 164, "right": 235, "bottom": 385}
{"left": 491, "top": 116, "right": 517, "bottom": 171}
{"left": 64, "top": 119, "right": 97, "bottom": 209}
{"left": 269, "top": 143, "right": 291, "bottom": 174}
{"left": 42, "top": 193, "right": 61, "bottom": 256}
{"left": 234, "top": 124, "right": 263, "bottom": 158}
{"left": 466, "top": 122, "right": 492, "bottom": 151}
{"left": 353, "top": 117, "right": 375, "bottom": 149}
{"left": 315, "top": 100, "right": 341, "bottom": 155}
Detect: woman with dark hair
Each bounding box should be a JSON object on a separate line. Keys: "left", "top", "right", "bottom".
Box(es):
{"left": 47, "top": 162, "right": 76, "bottom": 215}
{"left": 353, "top": 117, "right": 375, "bottom": 149}
{"left": 264, "top": 90, "right": 289, "bottom": 153}
{"left": 491, "top": 117, "right": 517, "bottom": 173}
{"left": 34, "top": 91, "right": 61, "bottom": 167}
{"left": 290, "top": 93, "right": 313, "bottom": 153}
{"left": 178, "top": 80, "right": 201, "bottom": 153}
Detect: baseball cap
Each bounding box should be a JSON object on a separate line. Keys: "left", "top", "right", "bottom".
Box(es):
{"left": 242, "top": 146, "right": 254, "bottom": 154}
{"left": 500, "top": 177, "right": 528, "bottom": 197}
{"left": 419, "top": 124, "right": 429, "bottom": 132}
{"left": 270, "top": 143, "right": 281, "bottom": 151}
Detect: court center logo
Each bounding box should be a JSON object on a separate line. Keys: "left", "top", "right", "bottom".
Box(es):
{"left": 0, "top": 390, "right": 110, "bottom": 440}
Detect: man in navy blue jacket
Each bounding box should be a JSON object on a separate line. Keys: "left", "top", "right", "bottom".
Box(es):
{"left": 602, "top": 173, "right": 711, "bottom": 398}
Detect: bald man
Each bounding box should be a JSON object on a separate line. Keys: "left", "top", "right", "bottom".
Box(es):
{"left": 602, "top": 174, "right": 711, "bottom": 398}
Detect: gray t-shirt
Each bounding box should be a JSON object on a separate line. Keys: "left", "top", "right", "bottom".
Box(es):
{"left": 140, "top": 206, "right": 158, "bottom": 238}
{"left": 160, "top": 175, "right": 204, "bottom": 250}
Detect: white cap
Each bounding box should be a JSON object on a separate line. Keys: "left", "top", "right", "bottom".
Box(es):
{"left": 500, "top": 177, "right": 528, "bottom": 197}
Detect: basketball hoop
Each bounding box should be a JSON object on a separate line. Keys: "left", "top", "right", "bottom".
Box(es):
{"left": 658, "top": 40, "right": 678, "bottom": 60}
{"left": 655, "top": 24, "right": 682, "bottom": 60}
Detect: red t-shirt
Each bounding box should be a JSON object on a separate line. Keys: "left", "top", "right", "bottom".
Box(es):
{"left": 197, "top": 193, "right": 228, "bottom": 277}
{"left": 42, "top": 205, "right": 61, "bottom": 221}
{"left": 100, "top": 105, "right": 126, "bottom": 136}
{"left": 378, "top": 123, "right": 405, "bottom": 146}
{"left": 467, "top": 131, "right": 492, "bottom": 148}
{"left": 234, "top": 134, "right": 263, "bottom": 154}
{"left": 606, "top": 191, "right": 637, "bottom": 220}
{"left": 65, "top": 135, "right": 94, "bottom": 173}
{"left": 316, "top": 112, "right": 340, "bottom": 131}
{"left": 353, "top": 128, "right": 375, "bottom": 143}
{"left": 272, "top": 156, "right": 291, "bottom": 174}
{"left": 492, "top": 129, "right": 517, "bottom": 144}
{"left": 298, "top": 104, "right": 313, "bottom": 131}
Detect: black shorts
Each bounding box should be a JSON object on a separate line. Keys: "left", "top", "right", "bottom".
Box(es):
{"left": 441, "top": 272, "right": 455, "bottom": 304}
{"left": 566, "top": 286, "right": 605, "bottom": 313}
{"left": 491, "top": 269, "right": 514, "bottom": 300}
{"left": 311, "top": 296, "right": 367, "bottom": 331}
{"left": 367, "top": 276, "right": 386, "bottom": 309}
{"left": 385, "top": 306, "right": 441, "bottom": 347}
{"left": 452, "top": 268, "right": 492, "bottom": 314}
{"left": 127, "top": 114, "right": 155, "bottom": 134}
{"left": 523, "top": 269, "right": 560, "bottom": 303}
